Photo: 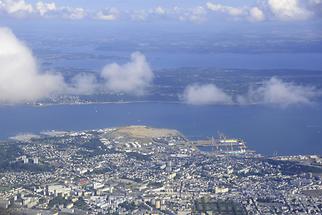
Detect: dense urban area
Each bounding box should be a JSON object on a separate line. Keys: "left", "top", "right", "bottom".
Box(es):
{"left": 0, "top": 126, "right": 321, "bottom": 215}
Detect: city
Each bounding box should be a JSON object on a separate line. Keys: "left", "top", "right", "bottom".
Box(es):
{"left": 0, "top": 126, "right": 321, "bottom": 214}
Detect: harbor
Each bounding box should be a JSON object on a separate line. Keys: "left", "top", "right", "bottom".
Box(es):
{"left": 195, "top": 135, "right": 250, "bottom": 155}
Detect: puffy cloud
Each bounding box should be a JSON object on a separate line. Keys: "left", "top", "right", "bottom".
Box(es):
{"left": 101, "top": 52, "right": 154, "bottom": 95}
{"left": 267, "top": 0, "right": 312, "bottom": 20}
{"left": 0, "top": 0, "right": 33, "bottom": 16}
{"left": 182, "top": 84, "right": 233, "bottom": 105}
{"left": 206, "top": 2, "right": 245, "bottom": 16}
{"left": 206, "top": 2, "right": 265, "bottom": 21}
{"left": 0, "top": 27, "right": 155, "bottom": 103}
{"left": 35, "top": 1, "right": 56, "bottom": 16}
{"left": 154, "top": 6, "right": 166, "bottom": 15}
{"left": 176, "top": 6, "right": 208, "bottom": 23}
{"left": 182, "top": 78, "right": 320, "bottom": 107}
{"left": 130, "top": 10, "right": 148, "bottom": 21}
{"left": 0, "top": 27, "right": 66, "bottom": 103}
{"left": 188, "top": 6, "right": 208, "bottom": 22}
{"left": 237, "top": 77, "right": 321, "bottom": 106}
{"left": 0, "top": 0, "right": 321, "bottom": 22}
{"left": 129, "top": 6, "right": 208, "bottom": 23}
{"left": 95, "top": 7, "right": 119, "bottom": 21}
{"left": 64, "top": 7, "right": 86, "bottom": 20}
{"left": 249, "top": 7, "right": 266, "bottom": 21}
{"left": 206, "top": 0, "right": 322, "bottom": 21}
{"left": 68, "top": 73, "right": 98, "bottom": 95}
{"left": 0, "top": 1, "right": 87, "bottom": 20}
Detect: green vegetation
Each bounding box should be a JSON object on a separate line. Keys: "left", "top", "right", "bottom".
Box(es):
{"left": 48, "top": 196, "right": 72, "bottom": 209}
{"left": 266, "top": 159, "right": 322, "bottom": 175}
{"left": 0, "top": 142, "right": 22, "bottom": 171}
{"left": 2, "top": 162, "right": 53, "bottom": 172}
{"left": 119, "top": 201, "right": 136, "bottom": 211}
{"left": 0, "top": 208, "right": 20, "bottom": 215}
{"left": 148, "top": 182, "right": 163, "bottom": 188}
{"left": 82, "top": 138, "right": 105, "bottom": 150}
{"left": 74, "top": 197, "right": 88, "bottom": 210}
{"left": 126, "top": 152, "right": 151, "bottom": 161}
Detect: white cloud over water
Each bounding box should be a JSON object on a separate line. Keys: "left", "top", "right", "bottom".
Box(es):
{"left": 95, "top": 7, "right": 119, "bottom": 21}
{"left": 101, "top": 52, "right": 154, "bottom": 95}
{"left": 267, "top": 0, "right": 312, "bottom": 21}
{"left": 206, "top": 2, "right": 245, "bottom": 17}
{"left": 62, "top": 7, "right": 86, "bottom": 20}
{"left": 35, "top": 1, "right": 56, "bottom": 16}
{"left": 206, "top": 2, "right": 266, "bottom": 22}
{"left": 182, "top": 84, "right": 233, "bottom": 105}
{"left": 183, "top": 78, "right": 320, "bottom": 107}
{"left": 0, "top": 27, "right": 66, "bottom": 103}
{"left": 0, "top": 27, "right": 154, "bottom": 103}
{"left": 68, "top": 73, "right": 98, "bottom": 95}
{"left": 0, "top": 0, "right": 33, "bottom": 16}
{"left": 249, "top": 7, "right": 266, "bottom": 22}
{"left": 205, "top": 0, "right": 322, "bottom": 22}
{"left": 238, "top": 77, "right": 321, "bottom": 107}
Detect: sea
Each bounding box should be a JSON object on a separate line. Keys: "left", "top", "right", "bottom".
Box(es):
{"left": 0, "top": 102, "right": 321, "bottom": 156}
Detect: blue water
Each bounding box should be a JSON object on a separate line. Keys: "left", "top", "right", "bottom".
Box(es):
{"left": 48, "top": 52, "right": 322, "bottom": 71}
{"left": 1, "top": 102, "right": 321, "bottom": 156}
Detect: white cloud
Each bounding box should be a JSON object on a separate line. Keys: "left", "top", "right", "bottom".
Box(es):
{"left": 0, "top": 1, "right": 87, "bottom": 20}
{"left": 59, "top": 7, "right": 86, "bottom": 20}
{"left": 129, "top": 6, "right": 208, "bottom": 23}
{"left": 182, "top": 84, "right": 233, "bottom": 105}
{"left": 177, "top": 6, "right": 208, "bottom": 23}
{"left": 0, "top": 27, "right": 66, "bottom": 103}
{"left": 130, "top": 7, "right": 170, "bottom": 21}
{"left": 182, "top": 78, "right": 320, "bottom": 107}
{"left": 249, "top": 7, "right": 266, "bottom": 21}
{"left": 189, "top": 6, "right": 208, "bottom": 22}
{"left": 154, "top": 6, "right": 166, "bottom": 15}
{"left": 130, "top": 10, "right": 148, "bottom": 21}
{"left": 206, "top": 1, "right": 321, "bottom": 22}
{"left": 35, "top": 1, "right": 56, "bottom": 16}
{"left": 101, "top": 52, "right": 154, "bottom": 95}
{"left": 68, "top": 73, "right": 98, "bottom": 95}
{"left": 96, "top": 7, "right": 119, "bottom": 21}
{"left": 267, "top": 0, "right": 312, "bottom": 20}
{"left": 206, "top": 2, "right": 245, "bottom": 17}
{"left": 0, "top": 0, "right": 33, "bottom": 16}
{"left": 237, "top": 77, "right": 320, "bottom": 106}
{"left": 0, "top": 27, "right": 156, "bottom": 103}
{"left": 206, "top": 2, "right": 265, "bottom": 21}
{"left": 0, "top": 0, "right": 321, "bottom": 22}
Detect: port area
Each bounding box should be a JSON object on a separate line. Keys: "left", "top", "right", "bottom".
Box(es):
{"left": 193, "top": 137, "right": 256, "bottom": 156}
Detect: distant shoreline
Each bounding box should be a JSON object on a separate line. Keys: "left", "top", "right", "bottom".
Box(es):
{"left": 0, "top": 100, "right": 258, "bottom": 108}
